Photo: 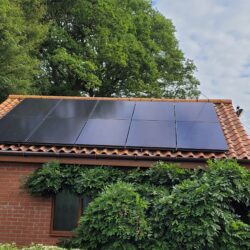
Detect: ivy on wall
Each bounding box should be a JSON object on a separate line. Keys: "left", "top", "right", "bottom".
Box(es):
{"left": 23, "top": 160, "right": 250, "bottom": 250}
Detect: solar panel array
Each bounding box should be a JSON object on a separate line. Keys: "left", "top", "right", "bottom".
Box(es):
{"left": 0, "top": 98, "right": 228, "bottom": 152}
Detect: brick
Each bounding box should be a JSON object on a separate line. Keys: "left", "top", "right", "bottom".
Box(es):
{"left": 0, "top": 165, "right": 60, "bottom": 246}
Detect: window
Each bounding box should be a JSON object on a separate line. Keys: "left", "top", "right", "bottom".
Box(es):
{"left": 51, "top": 190, "right": 91, "bottom": 236}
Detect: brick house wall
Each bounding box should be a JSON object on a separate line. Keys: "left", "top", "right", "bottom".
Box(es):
{"left": 0, "top": 164, "right": 59, "bottom": 246}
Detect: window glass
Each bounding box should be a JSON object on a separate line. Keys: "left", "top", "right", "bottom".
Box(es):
{"left": 53, "top": 190, "right": 80, "bottom": 231}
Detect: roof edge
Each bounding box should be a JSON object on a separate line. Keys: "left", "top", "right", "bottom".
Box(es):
{"left": 0, "top": 151, "right": 250, "bottom": 169}
{"left": 8, "top": 94, "right": 232, "bottom": 104}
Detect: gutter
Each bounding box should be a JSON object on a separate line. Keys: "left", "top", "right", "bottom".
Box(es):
{"left": 0, "top": 150, "right": 250, "bottom": 167}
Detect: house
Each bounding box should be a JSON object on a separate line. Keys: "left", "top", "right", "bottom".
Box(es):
{"left": 0, "top": 94, "right": 250, "bottom": 246}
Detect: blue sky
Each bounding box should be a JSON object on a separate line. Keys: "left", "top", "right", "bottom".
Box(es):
{"left": 153, "top": 0, "right": 250, "bottom": 135}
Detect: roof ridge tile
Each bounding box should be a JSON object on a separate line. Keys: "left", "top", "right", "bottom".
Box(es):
{"left": 7, "top": 94, "right": 232, "bottom": 104}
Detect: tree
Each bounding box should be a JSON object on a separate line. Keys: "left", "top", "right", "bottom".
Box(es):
{"left": 37, "top": 0, "right": 200, "bottom": 98}
{"left": 0, "top": 0, "right": 48, "bottom": 102}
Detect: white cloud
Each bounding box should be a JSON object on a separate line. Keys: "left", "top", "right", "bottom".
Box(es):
{"left": 155, "top": 0, "right": 250, "bottom": 134}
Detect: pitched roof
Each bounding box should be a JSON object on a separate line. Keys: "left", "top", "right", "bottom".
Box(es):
{"left": 0, "top": 95, "right": 250, "bottom": 165}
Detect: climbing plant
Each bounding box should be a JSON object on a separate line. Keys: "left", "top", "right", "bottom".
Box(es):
{"left": 24, "top": 160, "right": 250, "bottom": 249}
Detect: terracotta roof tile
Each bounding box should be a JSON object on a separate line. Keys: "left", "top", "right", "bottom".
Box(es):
{"left": 0, "top": 94, "right": 250, "bottom": 162}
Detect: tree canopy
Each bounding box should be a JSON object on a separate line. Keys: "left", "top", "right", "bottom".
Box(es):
{"left": 0, "top": 0, "right": 200, "bottom": 102}
{"left": 39, "top": 0, "right": 199, "bottom": 98}
{"left": 0, "top": 0, "right": 48, "bottom": 101}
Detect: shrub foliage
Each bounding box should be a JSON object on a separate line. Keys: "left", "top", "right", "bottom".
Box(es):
{"left": 0, "top": 243, "right": 65, "bottom": 250}
{"left": 24, "top": 160, "right": 250, "bottom": 249}
{"left": 74, "top": 182, "right": 150, "bottom": 249}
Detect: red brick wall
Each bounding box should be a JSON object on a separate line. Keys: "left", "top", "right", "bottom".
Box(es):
{"left": 0, "top": 164, "right": 59, "bottom": 246}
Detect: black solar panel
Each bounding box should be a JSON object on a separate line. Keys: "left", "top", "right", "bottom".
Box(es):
{"left": 175, "top": 102, "right": 219, "bottom": 122}
{"left": 133, "top": 102, "right": 175, "bottom": 121}
{"left": 0, "top": 116, "right": 43, "bottom": 143}
{"left": 49, "top": 100, "right": 97, "bottom": 119}
{"left": 76, "top": 119, "right": 130, "bottom": 147}
{"left": 126, "top": 120, "right": 176, "bottom": 149}
{"left": 8, "top": 99, "right": 60, "bottom": 117}
{"left": 27, "top": 118, "right": 87, "bottom": 144}
{"left": 176, "top": 121, "right": 228, "bottom": 151}
{"left": 90, "top": 101, "right": 135, "bottom": 119}
{"left": 0, "top": 98, "right": 228, "bottom": 152}
{"left": 0, "top": 98, "right": 61, "bottom": 143}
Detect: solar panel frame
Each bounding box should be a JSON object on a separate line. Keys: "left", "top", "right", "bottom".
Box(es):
{"left": 126, "top": 120, "right": 176, "bottom": 149}
{"left": 76, "top": 119, "right": 131, "bottom": 147}
{"left": 0, "top": 115, "right": 44, "bottom": 143}
{"left": 7, "top": 98, "right": 60, "bottom": 117}
{"left": 176, "top": 121, "right": 228, "bottom": 151}
{"left": 0, "top": 98, "right": 62, "bottom": 144}
{"left": 48, "top": 99, "right": 97, "bottom": 119}
{"left": 132, "top": 101, "right": 175, "bottom": 121}
{"left": 90, "top": 100, "right": 135, "bottom": 120}
{"left": 27, "top": 117, "right": 87, "bottom": 145}
{"left": 175, "top": 102, "right": 219, "bottom": 122}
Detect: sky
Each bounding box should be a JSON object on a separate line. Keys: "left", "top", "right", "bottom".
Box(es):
{"left": 153, "top": 0, "right": 250, "bottom": 135}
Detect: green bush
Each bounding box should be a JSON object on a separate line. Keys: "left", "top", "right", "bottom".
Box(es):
{"left": 23, "top": 160, "right": 64, "bottom": 196}
{"left": 150, "top": 160, "right": 250, "bottom": 250}
{"left": 24, "top": 163, "right": 124, "bottom": 197}
{"left": 74, "top": 167, "right": 125, "bottom": 198}
{"left": 0, "top": 244, "right": 66, "bottom": 250}
{"left": 24, "top": 161, "right": 192, "bottom": 197}
{"left": 125, "top": 162, "right": 192, "bottom": 188}
{"left": 23, "top": 160, "right": 250, "bottom": 249}
{"left": 22, "top": 244, "right": 65, "bottom": 250}
{"left": 73, "top": 182, "right": 150, "bottom": 249}
{"left": 0, "top": 243, "right": 17, "bottom": 250}
{"left": 215, "top": 220, "right": 250, "bottom": 249}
